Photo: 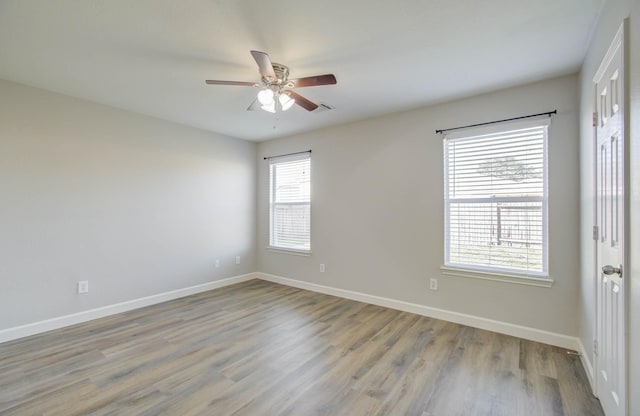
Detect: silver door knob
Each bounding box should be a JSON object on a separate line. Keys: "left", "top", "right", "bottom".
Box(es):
{"left": 602, "top": 264, "right": 623, "bottom": 277}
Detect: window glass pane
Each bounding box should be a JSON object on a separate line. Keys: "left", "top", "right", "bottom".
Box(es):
{"left": 272, "top": 203, "right": 310, "bottom": 249}
{"left": 448, "top": 201, "right": 543, "bottom": 272}
{"left": 444, "top": 123, "right": 547, "bottom": 275}
{"left": 269, "top": 155, "right": 311, "bottom": 251}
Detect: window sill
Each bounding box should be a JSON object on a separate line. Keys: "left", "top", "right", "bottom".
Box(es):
{"left": 440, "top": 266, "right": 554, "bottom": 288}
{"left": 267, "top": 247, "right": 312, "bottom": 257}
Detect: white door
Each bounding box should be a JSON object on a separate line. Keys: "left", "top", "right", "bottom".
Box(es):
{"left": 594, "top": 23, "right": 626, "bottom": 416}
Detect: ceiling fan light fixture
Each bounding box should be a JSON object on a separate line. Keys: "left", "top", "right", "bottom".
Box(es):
{"left": 206, "top": 50, "right": 336, "bottom": 113}
{"left": 279, "top": 93, "right": 295, "bottom": 111}
{"left": 257, "top": 88, "right": 274, "bottom": 105}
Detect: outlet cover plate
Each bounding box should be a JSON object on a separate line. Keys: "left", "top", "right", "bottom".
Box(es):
{"left": 78, "top": 280, "right": 89, "bottom": 294}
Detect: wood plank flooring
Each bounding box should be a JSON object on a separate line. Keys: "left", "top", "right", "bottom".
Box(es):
{"left": 0, "top": 279, "right": 603, "bottom": 415}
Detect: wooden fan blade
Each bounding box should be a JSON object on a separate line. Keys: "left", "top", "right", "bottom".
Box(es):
{"left": 288, "top": 74, "right": 337, "bottom": 88}
{"left": 247, "top": 98, "right": 261, "bottom": 111}
{"left": 287, "top": 90, "right": 319, "bottom": 111}
{"left": 205, "top": 80, "right": 259, "bottom": 86}
{"left": 250, "top": 50, "right": 276, "bottom": 80}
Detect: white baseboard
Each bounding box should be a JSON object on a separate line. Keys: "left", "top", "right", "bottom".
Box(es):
{"left": 2, "top": 271, "right": 586, "bottom": 358}
{"left": 0, "top": 273, "right": 258, "bottom": 344}
{"left": 258, "top": 272, "right": 581, "bottom": 351}
{"left": 577, "top": 337, "right": 596, "bottom": 393}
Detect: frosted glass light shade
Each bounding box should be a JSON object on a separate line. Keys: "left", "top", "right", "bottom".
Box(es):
{"left": 257, "top": 89, "right": 274, "bottom": 105}
{"left": 261, "top": 102, "right": 276, "bottom": 113}
{"left": 279, "top": 93, "right": 295, "bottom": 111}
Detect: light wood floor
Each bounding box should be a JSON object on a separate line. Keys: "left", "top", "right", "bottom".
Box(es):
{"left": 0, "top": 279, "right": 603, "bottom": 415}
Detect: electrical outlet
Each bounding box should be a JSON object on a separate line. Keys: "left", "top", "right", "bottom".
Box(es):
{"left": 429, "top": 278, "right": 438, "bottom": 291}
{"left": 77, "top": 280, "right": 89, "bottom": 294}
{"left": 236, "top": 256, "right": 241, "bottom": 265}
{"left": 215, "top": 259, "right": 220, "bottom": 268}
{"left": 319, "top": 264, "right": 325, "bottom": 273}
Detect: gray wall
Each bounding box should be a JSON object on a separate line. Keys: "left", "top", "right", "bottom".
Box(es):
{"left": 0, "top": 80, "right": 257, "bottom": 329}
{"left": 257, "top": 74, "right": 580, "bottom": 337}
{"left": 578, "top": 0, "right": 640, "bottom": 412}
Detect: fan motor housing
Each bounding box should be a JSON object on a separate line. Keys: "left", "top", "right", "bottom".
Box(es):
{"left": 270, "top": 63, "right": 289, "bottom": 84}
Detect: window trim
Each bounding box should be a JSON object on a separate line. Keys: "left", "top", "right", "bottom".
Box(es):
{"left": 443, "top": 118, "right": 550, "bottom": 280}
{"left": 268, "top": 153, "right": 311, "bottom": 254}
{"left": 440, "top": 266, "right": 554, "bottom": 287}
{"left": 266, "top": 246, "right": 312, "bottom": 256}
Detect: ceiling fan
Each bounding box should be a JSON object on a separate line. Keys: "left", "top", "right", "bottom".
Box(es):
{"left": 205, "top": 50, "right": 337, "bottom": 113}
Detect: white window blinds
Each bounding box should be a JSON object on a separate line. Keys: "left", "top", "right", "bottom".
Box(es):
{"left": 269, "top": 153, "right": 311, "bottom": 252}
{"left": 444, "top": 119, "right": 548, "bottom": 276}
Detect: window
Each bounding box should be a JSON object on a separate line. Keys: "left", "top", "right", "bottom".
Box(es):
{"left": 443, "top": 119, "right": 548, "bottom": 277}
{"left": 269, "top": 153, "right": 311, "bottom": 252}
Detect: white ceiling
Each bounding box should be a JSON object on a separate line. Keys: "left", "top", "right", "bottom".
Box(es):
{"left": 0, "top": 0, "right": 603, "bottom": 141}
